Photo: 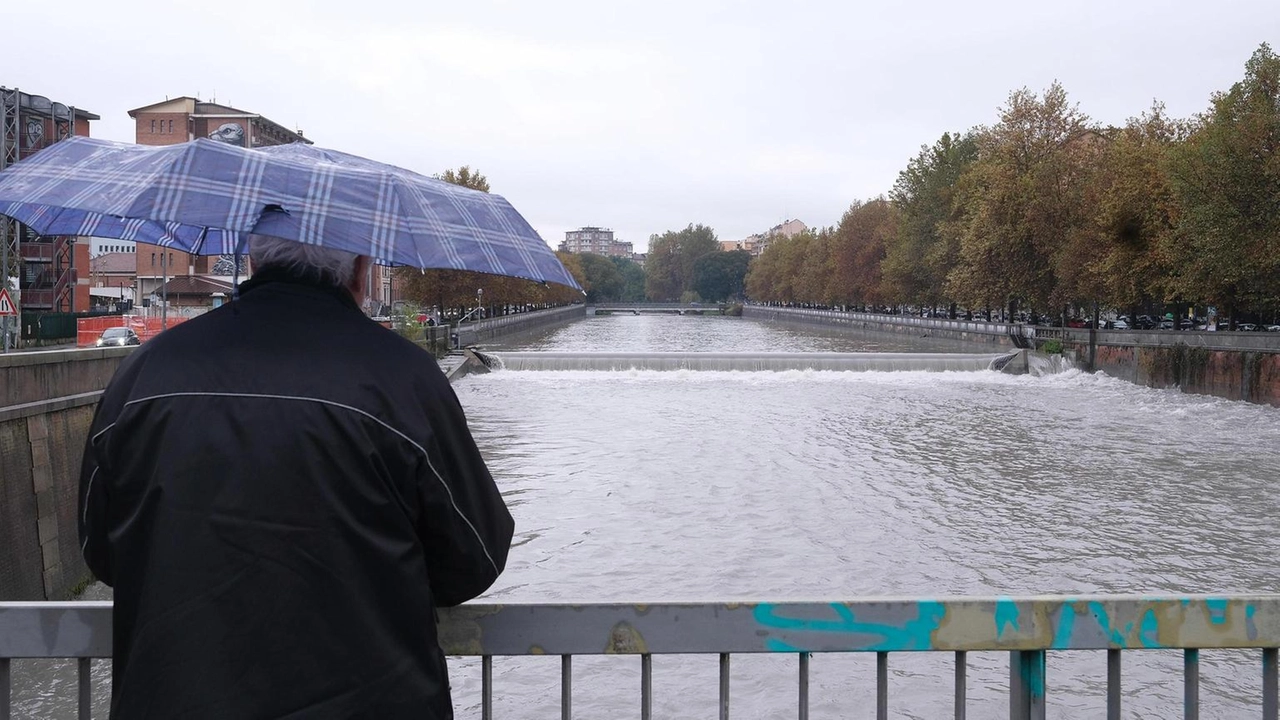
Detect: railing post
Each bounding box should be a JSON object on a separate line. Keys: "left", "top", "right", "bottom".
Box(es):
{"left": 798, "top": 652, "right": 809, "bottom": 720}
{"left": 77, "top": 658, "right": 90, "bottom": 720}
{"left": 719, "top": 653, "right": 730, "bottom": 720}
{"left": 561, "top": 654, "right": 572, "bottom": 720}
{"left": 482, "top": 656, "right": 493, "bottom": 720}
{"left": 1264, "top": 648, "right": 1278, "bottom": 720}
{"left": 1009, "top": 650, "right": 1046, "bottom": 720}
{"left": 1184, "top": 649, "right": 1199, "bottom": 720}
{"left": 877, "top": 652, "right": 888, "bottom": 720}
{"left": 1107, "top": 649, "right": 1121, "bottom": 720}
{"left": 641, "top": 654, "right": 652, "bottom": 720}
{"left": 2, "top": 657, "right": 9, "bottom": 720}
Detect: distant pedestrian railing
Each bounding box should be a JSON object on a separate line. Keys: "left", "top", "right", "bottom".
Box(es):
{"left": 747, "top": 306, "right": 1034, "bottom": 340}
{"left": 3, "top": 595, "right": 1278, "bottom": 719}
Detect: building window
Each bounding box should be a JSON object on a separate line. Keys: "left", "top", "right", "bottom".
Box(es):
{"left": 150, "top": 120, "right": 156, "bottom": 133}
{"left": 169, "top": 119, "right": 174, "bottom": 134}
{"left": 151, "top": 252, "right": 156, "bottom": 267}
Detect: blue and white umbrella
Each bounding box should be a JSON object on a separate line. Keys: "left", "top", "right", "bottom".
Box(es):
{"left": 0, "top": 136, "right": 580, "bottom": 290}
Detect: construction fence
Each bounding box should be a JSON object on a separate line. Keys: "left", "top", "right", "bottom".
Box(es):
{"left": 76, "top": 315, "right": 187, "bottom": 347}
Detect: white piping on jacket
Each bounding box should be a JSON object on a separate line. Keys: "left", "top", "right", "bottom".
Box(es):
{"left": 86, "top": 391, "right": 500, "bottom": 575}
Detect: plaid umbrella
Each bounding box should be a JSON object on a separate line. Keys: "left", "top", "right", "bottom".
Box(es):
{"left": 0, "top": 136, "right": 580, "bottom": 290}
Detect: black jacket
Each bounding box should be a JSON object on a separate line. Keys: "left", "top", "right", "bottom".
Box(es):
{"left": 79, "top": 270, "right": 514, "bottom": 719}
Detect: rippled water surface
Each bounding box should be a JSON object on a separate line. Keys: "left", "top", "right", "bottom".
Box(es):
{"left": 452, "top": 315, "right": 1280, "bottom": 719}
{"left": 16, "top": 314, "right": 1280, "bottom": 719}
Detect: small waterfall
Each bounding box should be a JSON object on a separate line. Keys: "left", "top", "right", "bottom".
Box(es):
{"left": 1026, "top": 353, "right": 1073, "bottom": 376}
{"left": 473, "top": 351, "right": 1020, "bottom": 373}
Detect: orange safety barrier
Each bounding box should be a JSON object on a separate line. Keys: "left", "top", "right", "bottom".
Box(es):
{"left": 77, "top": 315, "right": 188, "bottom": 347}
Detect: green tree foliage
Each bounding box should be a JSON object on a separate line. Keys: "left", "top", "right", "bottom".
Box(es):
{"left": 644, "top": 224, "right": 719, "bottom": 301}
{"left": 745, "top": 229, "right": 823, "bottom": 303}
{"left": 1086, "top": 103, "right": 1188, "bottom": 310}
{"left": 611, "top": 256, "right": 648, "bottom": 302}
{"left": 827, "top": 198, "right": 898, "bottom": 308}
{"left": 946, "top": 82, "right": 1096, "bottom": 314}
{"left": 693, "top": 250, "right": 751, "bottom": 302}
{"left": 884, "top": 132, "right": 978, "bottom": 308}
{"left": 436, "top": 166, "right": 490, "bottom": 192}
{"left": 1168, "top": 43, "right": 1280, "bottom": 317}
{"left": 576, "top": 252, "right": 626, "bottom": 303}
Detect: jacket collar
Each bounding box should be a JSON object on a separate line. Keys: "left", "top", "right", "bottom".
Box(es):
{"left": 237, "top": 266, "right": 363, "bottom": 313}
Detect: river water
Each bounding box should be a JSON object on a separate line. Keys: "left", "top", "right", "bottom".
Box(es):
{"left": 14, "top": 313, "right": 1280, "bottom": 719}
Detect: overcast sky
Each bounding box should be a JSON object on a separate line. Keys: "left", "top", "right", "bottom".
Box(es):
{"left": 4, "top": 1, "right": 1276, "bottom": 252}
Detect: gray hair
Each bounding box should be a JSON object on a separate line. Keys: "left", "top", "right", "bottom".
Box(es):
{"left": 248, "top": 234, "right": 359, "bottom": 286}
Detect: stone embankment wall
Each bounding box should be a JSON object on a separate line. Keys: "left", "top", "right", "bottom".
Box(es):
{"left": 743, "top": 306, "right": 1280, "bottom": 407}
{"left": 1085, "top": 341, "right": 1280, "bottom": 407}
{"left": 1, "top": 348, "right": 134, "bottom": 600}
{"left": 452, "top": 305, "right": 583, "bottom": 348}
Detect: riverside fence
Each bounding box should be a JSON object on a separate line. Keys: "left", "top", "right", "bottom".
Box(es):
{"left": 3, "top": 595, "right": 1278, "bottom": 719}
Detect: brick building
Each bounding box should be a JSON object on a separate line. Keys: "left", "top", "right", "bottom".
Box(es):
{"left": 559, "top": 227, "right": 636, "bottom": 260}
{"left": 126, "top": 97, "right": 399, "bottom": 316}
{"left": 722, "top": 219, "right": 808, "bottom": 257}
{"left": 1, "top": 87, "right": 99, "bottom": 316}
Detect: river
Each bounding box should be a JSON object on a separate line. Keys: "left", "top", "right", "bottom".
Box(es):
{"left": 13, "top": 313, "right": 1280, "bottom": 719}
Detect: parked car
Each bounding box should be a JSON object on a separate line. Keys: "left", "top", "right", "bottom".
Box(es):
{"left": 96, "top": 327, "right": 140, "bottom": 347}
{"left": 1237, "top": 323, "right": 1258, "bottom": 332}
{"left": 1111, "top": 319, "right": 1130, "bottom": 330}
{"left": 1267, "top": 325, "right": 1280, "bottom": 332}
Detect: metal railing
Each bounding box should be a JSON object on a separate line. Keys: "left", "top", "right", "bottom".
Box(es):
{"left": 3, "top": 595, "right": 1278, "bottom": 719}
{"left": 747, "top": 306, "right": 1035, "bottom": 339}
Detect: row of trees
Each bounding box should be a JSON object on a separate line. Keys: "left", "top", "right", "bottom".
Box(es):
{"left": 749, "top": 43, "right": 1280, "bottom": 323}
{"left": 395, "top": 44, "right": 1278, "bottom": 320}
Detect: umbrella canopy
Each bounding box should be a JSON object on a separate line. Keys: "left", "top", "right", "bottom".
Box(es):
{"left": 0, "top": 136, "right": 580, "bottom": 290}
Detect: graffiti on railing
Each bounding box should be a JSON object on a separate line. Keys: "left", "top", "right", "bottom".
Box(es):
{"left": 745, "top": 597, "right": 1270, "bottom": 653}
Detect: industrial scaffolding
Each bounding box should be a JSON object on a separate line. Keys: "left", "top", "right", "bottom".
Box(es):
{"left": 0, "top": 86, "right": 98, "bottom": 350}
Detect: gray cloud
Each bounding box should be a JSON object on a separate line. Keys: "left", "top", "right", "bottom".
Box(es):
{"left": 3, "top": 0, "right": 1276, "bottom": 251}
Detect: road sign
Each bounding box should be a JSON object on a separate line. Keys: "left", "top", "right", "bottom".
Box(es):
{"left": 0, "top": 288, "right": 16, "bottom": 316}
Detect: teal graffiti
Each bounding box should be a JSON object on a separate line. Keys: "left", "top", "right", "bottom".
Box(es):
{"left": 1206, "top": 597, "right": 1229, "bottom": 625}
{"left": 1052, "top": 602, "right": 1078, "bottom": 649}
{"left": 754, "top": 602, "right": 947, "bottom": 652}
{"left": 1052, "top": 600, "right": 1164, "bottom": 649}
{"left": 1138, "top": 608, "right": 1161, "bottom": 648}
{"left": 1017, "top": 651, "right": 1046, "bottom": 700}
{"left": 995, "top": 597, "right": 1020, "bottom": 639}
{"left": 1247, "top": 604, "right": 1258, "bottom": 641}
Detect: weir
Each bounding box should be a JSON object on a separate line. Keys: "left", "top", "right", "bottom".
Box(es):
{"left": 470, "top": 350, "right": 1023, "bottom": 373}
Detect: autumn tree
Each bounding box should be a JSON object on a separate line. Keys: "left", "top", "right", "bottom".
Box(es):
{"left": 1168, "top": 43, "right": 1280, "bottom": 318}
{"left": 436, "top": 166, "right": 490, "bottom": 192}
{"left": 745, "top": 230, "right": 820, "bottom": 303}
{"left": 946, "top": 82, "right": 1096, "bottom": 317}
{"left": 1083, "top": 103, "right": 1188, "bottom": 316}
{"left": 827, "top": 198, "right": 897, "bottom": 309}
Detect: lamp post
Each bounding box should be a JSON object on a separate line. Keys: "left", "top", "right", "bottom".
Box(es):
{"left": 477, "top": 288, "right": 484, "bottom": 320}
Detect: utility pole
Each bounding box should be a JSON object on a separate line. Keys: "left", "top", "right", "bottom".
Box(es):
{"left": 161, "top": 251, "right": 168, "bottom": 330}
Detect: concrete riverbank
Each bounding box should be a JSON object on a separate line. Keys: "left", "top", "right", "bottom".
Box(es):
{"left": 749, "top": 305, "right": 1280, "bottom": 407}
